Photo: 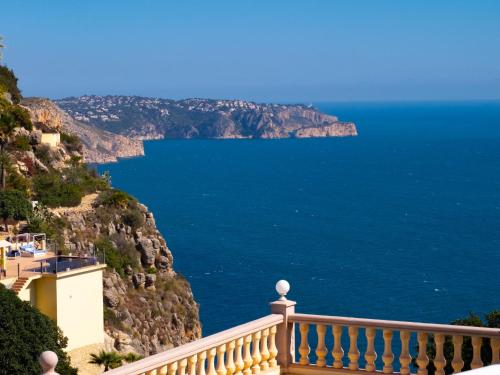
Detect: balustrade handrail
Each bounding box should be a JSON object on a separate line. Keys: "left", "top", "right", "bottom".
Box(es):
{"left": 104, "top": 314, "right": 284, "bottom": 375}
{"left": 289, "top": 313, "right": 500, "bottom": 337}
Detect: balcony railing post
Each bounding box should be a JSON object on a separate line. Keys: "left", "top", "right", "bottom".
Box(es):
{"left": 269, "top": 280, "right": 295, "bottom": 371}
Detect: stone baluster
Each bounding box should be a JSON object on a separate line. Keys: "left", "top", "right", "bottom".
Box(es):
{"left": 471, "top": 336, "right": 483, "bottom": 369}
{"left": 492, "top": 338, "right": 500, "bottom": 364}
{"left": 217, "top": 344, "right": 227, "bottom": 375}
{"left": 299, "top": 323, "right": 310, "bottom": 365}
{"left": 251, "top": 331, "right": 262, "bottom": 374}
{"left": 364, "top": 327, "right": 377, "bottom": 372}
{"left": 179, "top": 359, "right": 188, "bottom": 375}
{"left": 451, "top": 335, "right": 464, "bottom": 373}
{"left": 332, "top": 325, "right": 344, "bottom": 369}
{"left": 146, "top": 370, "right": 157, "bottom": 375}
{"left": 243, "top": 335, "right": 253, "bottom": 375}
{"left": 434, "top": 334, "right": 446, "bottom": 375}
{"left": 234, "top": 338, "right": 245, "bottom": 375}
{"left": 399, "top": 330, "right": 411, "bottom": 375}
{"left": 188, "top": 355, "right": 198, "bottom": 375}
{"left": 382, "top": 329, "right": 394, "bottom": 374}
{"left": 417, "top": 332, "right": 429, "bottom": 375}
{"left": 260, "top": 328, "right": 270, "bottom": 370}
{"left": 316, "top": 324, "right": 328, "bottom": 367}
{"left": 268, "top": 326, "right": 278, "bottom": 368}
{"left": 226, "top": 340, "right": 236, "bottom": 375}
{"left": 348, "top": 326, "right": 360, "bottom": 370}
{"left": 207, "top": 348, "right": 217, "bottom": 375}
{"left": 198, "top": 351, "right": 208, "bottom": 375}
{"left": 159, "top": 364, "right": 168, "bottom": 375}
{"left": 168, "top": 361, "right": 178, "bottom": 375}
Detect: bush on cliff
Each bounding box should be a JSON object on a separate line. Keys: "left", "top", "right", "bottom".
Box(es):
{"left": 95, "top": 236, "right": 138, "bottom": 276}
{"left": 97, "top": 188, "right": 135, "bottom": 209}
{"left": 0, "top": 65, "right": 22, "bottom": 103}
{"left": 33, "top": 166, "right": 108, "bottom": 208}
{"left": 33, "top": 171, "right": 83, "bottom": 207}
{"left": 123, "top": 207, "right": 145, "bottom": 230}
{"left": 60, "top": 132, "right": 83, "bottom": 153}
{"left": 0, "top": 285, "right": 77, "bottom": 375}
{"left": 0, "top": 189, "right": 32, "bottom": 231}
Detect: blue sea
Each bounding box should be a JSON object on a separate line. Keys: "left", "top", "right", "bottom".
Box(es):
{"left": 97, "top": 101, "right": 500, "bottom": 336}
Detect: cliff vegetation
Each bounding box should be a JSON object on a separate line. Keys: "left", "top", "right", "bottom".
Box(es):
{"left": 0, "top": 65, "right": 201, "bottom": 356}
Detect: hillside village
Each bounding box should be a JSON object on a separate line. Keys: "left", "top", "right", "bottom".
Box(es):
{"left": 57, "top": 95, "right": 358, "bottom": 140}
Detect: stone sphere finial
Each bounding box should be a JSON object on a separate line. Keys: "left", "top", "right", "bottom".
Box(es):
{"left": 39, "top": 351, "right": 59, "bottom": 375}
{"left": 275, "top": 280, "right": 290, "bottom": 300}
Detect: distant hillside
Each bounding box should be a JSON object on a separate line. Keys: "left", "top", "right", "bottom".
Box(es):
{"left": 22, "top": 98, "right": 144, "bottom": 163}
{"left": 56, "top": 96, "right": 358, "bottom": 140}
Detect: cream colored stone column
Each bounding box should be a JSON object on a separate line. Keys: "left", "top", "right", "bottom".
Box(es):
{"left": 269, "top": 280, "right": 296, "bottom": 371}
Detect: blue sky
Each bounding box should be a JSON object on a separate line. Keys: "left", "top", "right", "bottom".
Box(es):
{"left": 1, "top": 0, "right": 500, "bottom": 102}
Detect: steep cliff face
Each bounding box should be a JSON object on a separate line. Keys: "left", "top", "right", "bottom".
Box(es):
{"left": 54, "top": 197, "right": 201, "bottom": 355}
{"left": 22, "top": 98, "right": 144, "bottom": 163}
{"left": 12, "top": 98, "right": 202, "bottom": 355}
{"left": 56, "top": 96, "right": 358, "bottom": 140}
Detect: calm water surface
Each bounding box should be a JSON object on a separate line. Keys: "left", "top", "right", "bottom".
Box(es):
{"left": 98, "top": 101, "right": 500, "bottom": 335}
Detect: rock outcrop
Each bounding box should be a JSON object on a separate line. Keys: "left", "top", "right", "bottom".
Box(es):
{"left": 56, "top": 96, "right": 358, "bottom": 140}
{"left": 22, "top": 98, "right": 144, "bottom": 163}
{"left": 54, "top": 200, "right": 201, "bottom": 355}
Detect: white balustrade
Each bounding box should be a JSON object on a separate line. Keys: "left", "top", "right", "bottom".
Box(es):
{"left": 287, "top": 314, "right": 500, "bottom": 375}
{"left": 98, "top": 282, "right": 500, "bottom": 375}
{"left": 101, "top": 315, "right": 283, "bottom": 375}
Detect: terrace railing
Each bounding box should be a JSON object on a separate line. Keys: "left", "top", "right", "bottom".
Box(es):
{"left": 104, "top": 314, "right": 283, "bottom": 375}
{"left": 289, "top": 313, "right": 500, "bottom": 375}
{"left": 39, "top": 281, "right": 500, "bottom": 375}
{"left": 25, "top": 255, "right": 102, "bottom": 275}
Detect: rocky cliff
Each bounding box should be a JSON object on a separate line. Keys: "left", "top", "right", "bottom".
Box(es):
{"left": 22, "top": 98, "right": 144, "bottom": 163}
{"left": 53, "top": 195, "right": 201, "bottom": 355}
{"left": 4, "top": 96, "right": 201, "bottom": 356}
{"left": 56, "top": 96, "right": 358, "bottom": 140}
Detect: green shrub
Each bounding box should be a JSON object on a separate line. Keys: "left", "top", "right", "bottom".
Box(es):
{"left": 12, "top": 135, "right": 30, "bottom": 151}
{"left": 146, "top": 267, "right": 157, "bottom": 274}
{"left": 0, "top": 285, "right": 77, "bottom": 375}
{"left": 60, "top": 132, "right": 82, "bottom": 153}
{"left": 64, "top": 165, "right": 108, "bottom": 194}
{"left": 9, "top": 106, "right": 32, "bottom": 130}
{"left": 27, "top": 204, "right": 67, "bottom": 253}
{"left": 34, "top": 144, "right": 51, "bottom": 166}
{"left": 0, "top": 189, "right": 32, "bottom": 230}
{"left": 33, "top": 166, "right": 107, "bottom": 208}
{"left": 95, "top": 236, "right": 138, "bottom": 277}
{"left": 5, "top": 162, "right": 29, "bottom": 193}
{"left": 0, "top": 65, "right": 22, "bottom": 104}
{"left": 33, "top": 172, "right": 83, "bottom": 207}
{"left": 123, "top": 208, "right": 144, "bottom": 230}
{"left": 97, "top": 189, "right": 134, "bottom": 208}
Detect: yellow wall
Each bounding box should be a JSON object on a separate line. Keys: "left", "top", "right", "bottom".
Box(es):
{"left": 18, "top": 265, "right": 107, "bottom": 351}
{"left": 35, "top": 276, "right": 57, "bottom": 321}
{"left": 41, "top": 133, "right": 60, "bottom": 148}
{"left": 54, "top": 267, "right": 105, "bottom": 350}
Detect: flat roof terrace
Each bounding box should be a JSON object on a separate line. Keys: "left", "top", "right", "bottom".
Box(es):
{"left": 0, "top": 253, "right": 101, "bottom": 282}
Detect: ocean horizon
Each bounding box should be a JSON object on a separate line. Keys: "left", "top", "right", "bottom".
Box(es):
{"left": 97, "top": 100, "right": 500, "bottom": 335}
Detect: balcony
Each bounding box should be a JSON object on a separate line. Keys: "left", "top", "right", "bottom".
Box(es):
{"left": 40, "top": 281, "right": 500, "bottom": 375}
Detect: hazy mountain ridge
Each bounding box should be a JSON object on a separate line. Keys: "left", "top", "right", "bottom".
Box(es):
{"left": 56, "top": 95, "right": 358, "bottom": 140}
